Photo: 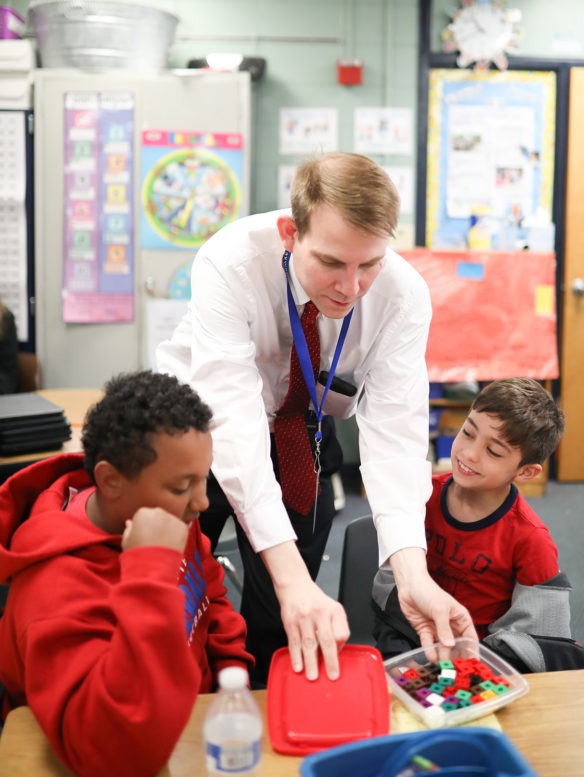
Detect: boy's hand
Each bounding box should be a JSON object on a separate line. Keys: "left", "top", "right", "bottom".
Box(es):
{"left": 121, "top": 507, "right": 189, "bottom": 554}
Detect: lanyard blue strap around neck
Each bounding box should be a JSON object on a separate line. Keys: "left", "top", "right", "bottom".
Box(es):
{"left": 281, "top": 249, "right": 353, "bottom": 438}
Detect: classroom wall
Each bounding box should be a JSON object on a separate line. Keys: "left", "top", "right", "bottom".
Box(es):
{"left": 16, "top": 0, "right": 584, "bottom": 228}
{"left": 11, "top": 0, "right": 584, "bottom": 400}
{"left": 16, "top": 0, "right": 420, "bottom": 230}
{"left": 168, "top": 0, "right": 421, "bottom": 224}
{"left": 430, "top": 0, "right": 584, "bottom": 59}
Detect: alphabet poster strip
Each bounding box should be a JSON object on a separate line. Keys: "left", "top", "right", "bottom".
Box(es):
{"left": 63, "top": 92, "right": 134, "bottom": 323}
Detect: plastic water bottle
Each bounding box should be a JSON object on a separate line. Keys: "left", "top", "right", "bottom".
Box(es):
{"left": 203, "top": 666, "right": 262, "bottom": 776}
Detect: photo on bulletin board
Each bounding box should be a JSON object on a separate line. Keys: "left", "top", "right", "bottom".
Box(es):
{"left": 426, "top": 69, "right": 556, "bottom": 249}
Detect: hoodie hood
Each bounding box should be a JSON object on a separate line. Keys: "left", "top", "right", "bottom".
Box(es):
{"left": 0, "top": 453, "right": 117, "bottom": 584}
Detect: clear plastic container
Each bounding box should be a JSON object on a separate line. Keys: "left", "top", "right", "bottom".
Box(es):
{"left": 203, "top": 666, "right": 262, "bottom": 776}
{"left": 384, "top": 638, "right": 529, "bottom": 729}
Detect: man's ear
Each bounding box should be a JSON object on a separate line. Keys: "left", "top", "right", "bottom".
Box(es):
{"left": 277, "top": 215, "right": 297, "bottom": 252}
{"left": 514, "top": 462, "right": 543, "bottom": 483}
{"left": 93, "top": 460, "right": 124, "bottom": 500}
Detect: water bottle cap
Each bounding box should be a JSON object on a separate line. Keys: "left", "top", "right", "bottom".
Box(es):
{"left": 218, "top": 666, "right": 249, "bottom": 690}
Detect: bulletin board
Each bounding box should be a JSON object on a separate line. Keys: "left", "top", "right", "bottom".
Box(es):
{"left": 401, "top": 248, "right": 558, "bottom": 382}
{"left": 426, "top": 69, "right": 556, "bottom": 249}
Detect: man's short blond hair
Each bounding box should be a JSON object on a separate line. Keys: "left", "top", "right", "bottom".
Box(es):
{"left": 290, "top": 152, "right": 400, "bottom": 240}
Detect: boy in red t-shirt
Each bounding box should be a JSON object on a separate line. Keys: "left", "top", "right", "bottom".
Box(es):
{"left": 0, "top": 371, "right": 253, "bottom": 777}
{"left": 373, "top": 378, "right": 582, "bottom": 672}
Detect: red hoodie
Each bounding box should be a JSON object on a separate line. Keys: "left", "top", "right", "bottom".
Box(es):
{"left": 0, "top": 454, "right": 253, "bottom": 777}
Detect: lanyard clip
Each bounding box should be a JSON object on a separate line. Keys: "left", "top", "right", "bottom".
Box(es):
{"left": 313, "top": 420, "right": 322, "bottom": 476}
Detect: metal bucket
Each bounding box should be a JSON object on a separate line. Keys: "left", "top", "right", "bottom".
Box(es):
{"left": 29, "top": 1, "right": 179, "bottom": 70}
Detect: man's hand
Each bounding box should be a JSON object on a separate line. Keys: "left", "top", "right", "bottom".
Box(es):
{"left": 121, "top": 507, "right": 189, "bottom": 554}
{"left": 261, "top": 541, "right": 350, "bottom": 682}
{"left": 390, "top": 547, "right": 478, "bottom": 648}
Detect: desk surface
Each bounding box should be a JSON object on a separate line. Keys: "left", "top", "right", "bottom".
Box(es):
{"left": 0, "top": 670, "right": 582, "bottom": 776}
{"left": 0, "top": 389, "right": 103, "bottom": 467}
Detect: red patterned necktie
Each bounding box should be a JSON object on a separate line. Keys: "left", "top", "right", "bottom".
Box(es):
{"left": 274, "top": 301, "right": 320, "bottom": 515}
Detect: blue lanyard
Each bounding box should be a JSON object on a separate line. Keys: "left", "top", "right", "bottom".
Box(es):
{"left": 281, "top": 249, "right": 353, "bottom": 437}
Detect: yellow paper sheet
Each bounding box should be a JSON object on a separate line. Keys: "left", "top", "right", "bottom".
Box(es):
{"left": 535, "top": 284, "right": 554, "bottom": 316}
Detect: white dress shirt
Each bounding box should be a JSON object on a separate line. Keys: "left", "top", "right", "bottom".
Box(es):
{"left": 156, "top": 210, "right": 433, "bottom": 565}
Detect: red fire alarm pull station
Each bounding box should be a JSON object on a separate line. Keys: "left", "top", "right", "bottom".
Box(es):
{"left": 336, "top": 58, "right": 363, "bottom": 85}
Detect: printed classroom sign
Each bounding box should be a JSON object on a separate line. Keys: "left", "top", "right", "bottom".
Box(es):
{"left": 140, "top": 130, "right": 243, "bottom": 250}
{"left": 63, "top": 92, "right": 134, "bottom": 324}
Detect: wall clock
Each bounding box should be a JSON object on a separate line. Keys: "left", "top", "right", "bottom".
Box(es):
{"left": 442, "top": 0, "right": 522, "bottom": 72}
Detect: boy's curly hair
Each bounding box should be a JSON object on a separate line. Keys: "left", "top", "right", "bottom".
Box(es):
{"left": 82, "top": 371, "right": 212, "bottom": 483}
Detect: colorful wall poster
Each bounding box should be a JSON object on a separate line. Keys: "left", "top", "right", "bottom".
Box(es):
{"left": 0, "top": 111, "right": 28, "bottom": 341}
{"left": 63, "top": 92, "right": 134, "bottom": 323}
{"left": 278, "top": 164, "right": 296, "bottom": 209}
{"left": 426, "top": 70, "right": 556, "bottom": 249}
{"left": 354, "top": 107, "right": 413, "bottom": 155}
{"left": 279, "top": 108, "right": 339, "bottom": 154}
{"left": 140, "top": 130, "right": 243, "bottom": 250}
{"left": 383, "top": 166, "right": 414, "bottom": 217}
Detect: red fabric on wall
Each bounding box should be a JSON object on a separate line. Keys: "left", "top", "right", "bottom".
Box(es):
{"left": 401, "top": 249, "right": 558, "bottom": 382}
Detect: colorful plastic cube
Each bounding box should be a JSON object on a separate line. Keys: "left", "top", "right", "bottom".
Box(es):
{"left": 415, "top": 687, "right": 432, "bottom": 701}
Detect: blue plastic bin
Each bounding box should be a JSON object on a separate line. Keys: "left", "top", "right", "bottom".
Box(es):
{"left": 299, "top": 728, "right": 537, "bottom": 777}
{"left": 435, "top": 434, "right": 455, "bottom": 459}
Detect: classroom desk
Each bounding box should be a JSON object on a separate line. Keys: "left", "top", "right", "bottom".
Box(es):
{"left": 0, "top": 670, "right": 582, "bottom": 776}
{"left": 0, "top": 389, "right": 103, "bottom": 470}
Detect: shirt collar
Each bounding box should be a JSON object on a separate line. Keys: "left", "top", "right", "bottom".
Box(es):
{"left": 286, "top": 251, "right": 310, "bottom": 307}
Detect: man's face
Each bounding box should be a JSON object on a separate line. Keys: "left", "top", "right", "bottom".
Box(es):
{"left": 117, "top": 428, "right": 212, "bottom": 525}
{"left": 278, "top": 204, "right": 387, "bottom": 319}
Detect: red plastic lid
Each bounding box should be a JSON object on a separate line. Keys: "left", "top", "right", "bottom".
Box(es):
{"left": 266, "top": 644, "right": 390, "bottom": 755}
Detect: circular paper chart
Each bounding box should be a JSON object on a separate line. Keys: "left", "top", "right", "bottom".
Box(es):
{"left": 142, "top": 149, "right": 241, "bottom": 247}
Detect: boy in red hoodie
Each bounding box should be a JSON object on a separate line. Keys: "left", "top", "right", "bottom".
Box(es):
{"left": 0, "top": 370, "right": 253, "bottom": 777}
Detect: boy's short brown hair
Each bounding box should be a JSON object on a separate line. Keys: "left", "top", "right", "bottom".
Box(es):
{"left": 290, "top": 151, "right": 400, "bottom": 240}
{"left": 471, "top": 378, "right": 565, "bottom": 466}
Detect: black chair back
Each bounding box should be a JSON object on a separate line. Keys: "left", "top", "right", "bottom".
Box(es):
{"left": 337, "top": 514, "right": 379, "bottom": 646}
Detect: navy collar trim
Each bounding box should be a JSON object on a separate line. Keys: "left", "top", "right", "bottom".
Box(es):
{"left": 440, "top": 476, "right": 519, "bottom": 531}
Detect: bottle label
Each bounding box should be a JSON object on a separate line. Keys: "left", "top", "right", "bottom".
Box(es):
{"left": 206, "top": 740, "right": 261, "bottom": 774}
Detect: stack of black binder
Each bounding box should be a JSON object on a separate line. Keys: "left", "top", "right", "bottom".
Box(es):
{"left": 0, "top": 393, "right": 72, "bottom": 456}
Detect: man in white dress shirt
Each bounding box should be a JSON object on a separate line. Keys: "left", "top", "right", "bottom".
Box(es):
{"left": 157, "top": 152, "right": 477, "bottom": 684}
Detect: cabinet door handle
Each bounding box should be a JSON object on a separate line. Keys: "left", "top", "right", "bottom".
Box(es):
{"left": 572, "top": 278, "right": 584, "bottom": 297}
